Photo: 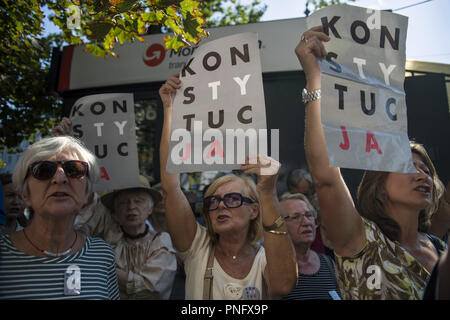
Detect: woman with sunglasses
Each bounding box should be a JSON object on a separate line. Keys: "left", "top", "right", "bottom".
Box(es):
{"left": 0, "top": 136, "right": 119, "bottom": 299}
{"left": 159, "top": 74, "right": 297, "bottom": 300}
{"left": 295, "top": 26, "right": 446, "bottom": 299}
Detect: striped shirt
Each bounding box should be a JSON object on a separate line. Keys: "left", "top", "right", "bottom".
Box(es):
{"left": 0, "top": 234, "right": 120, "bottom": 300}
{"left": 283, "top": 253, "right": 341, "bottom": 300}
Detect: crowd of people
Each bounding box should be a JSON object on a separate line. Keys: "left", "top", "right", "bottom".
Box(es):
{"left": 0, "top": 26, "right": 449, "bottom": 300}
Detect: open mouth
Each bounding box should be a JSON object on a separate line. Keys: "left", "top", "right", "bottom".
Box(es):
{"left": 414, "top": 185, "right": 431, "bottom": 193}
{"left": 126, "top": 213, "right": 139, "bottom": 219}
{"left": 217, "top": 215, "right": 230, "bottom": 222}
{"left": 50, "top": 192, "right": 70, "bottom": 198}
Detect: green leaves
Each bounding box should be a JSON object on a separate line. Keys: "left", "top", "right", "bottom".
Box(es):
{"left": 0, "top": 1, "right": 62, "bottom": 152}
{"left": 86, "top": 20, "right": 114, "bottom": 40}
{"left": 199, "top": 0, "right": 267, "bottom": 28}
{"left": 1, "top": 0, "right": 268, "bottom": 152}
{"left": 163, "top": 34, "right": 188, "bottom": 52}
{"left": 116, "top": 0, "right": 140, "bottom": 13}
{"left": 44, "top": 0, "right": 209, "bottom": 57}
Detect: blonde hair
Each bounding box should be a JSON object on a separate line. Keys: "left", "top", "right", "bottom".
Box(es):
{"left": 202, "top": 174, "right": 262, "bottom": 244}
{"left": 279, "top": 192, "right": 317, "bottom": 219}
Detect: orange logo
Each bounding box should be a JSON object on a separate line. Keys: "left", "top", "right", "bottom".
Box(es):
{"left": 143, "top": 43, "right": 166, "bottom": 67}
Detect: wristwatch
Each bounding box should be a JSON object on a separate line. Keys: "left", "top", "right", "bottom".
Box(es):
{"left": 263, "top": 216, "right": 284, "bottom": 232}
{"left": 302, "top": 88, "right": 321, "bottom": 104}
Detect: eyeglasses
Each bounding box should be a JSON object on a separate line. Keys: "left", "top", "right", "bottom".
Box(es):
{"left": 283, "top": 212, "right": 315, "bottom": 223}
{"left": 204, "top": 192, "right": 254, "bottom": 211}
{"left": 27, "top": 160, "right": 89, "bottom": 181}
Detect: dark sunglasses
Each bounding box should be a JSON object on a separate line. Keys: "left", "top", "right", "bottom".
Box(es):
{"left": 27, "top": 160, "right": 89, "bottom": 181}
{"left": 204, "top": 192, "right": 254, "bottom": 211}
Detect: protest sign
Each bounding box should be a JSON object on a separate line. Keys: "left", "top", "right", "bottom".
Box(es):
{"left": 69, "top": 93, "right": 140, "bottom": 191}
{"left": 307, "top": 4, "right": 416, "bottom": 173}
{"left": 167, "top": 32, "right": 271, "bottom": 173}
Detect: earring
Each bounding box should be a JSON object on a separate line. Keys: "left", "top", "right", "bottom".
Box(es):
{"left": 24, "top": 207, "right": 32, "bottom": 220}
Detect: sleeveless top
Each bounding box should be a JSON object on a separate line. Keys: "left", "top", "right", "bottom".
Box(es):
{"left": 179, "top": 223, "right": 268, "bottom": 300}
{"left": 284, "top": 253, "right": 341, "bottom": 300}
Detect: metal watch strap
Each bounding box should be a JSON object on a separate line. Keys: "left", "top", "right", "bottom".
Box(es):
{"left": 302, "top": 88, "right": 321, "bottom": 104}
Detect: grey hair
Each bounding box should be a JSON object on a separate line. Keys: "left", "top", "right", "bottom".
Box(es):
{"left": 286, "top": 168, "right": 313, "bottom": 191}
{"left": 112, "top": 188, "right": 155, "bottom": 214}
{"left": 12, "top": 136, "right": 100, "bottom": 198}
{"left": 279, "top": 192, "right": 317, "bottom": 219}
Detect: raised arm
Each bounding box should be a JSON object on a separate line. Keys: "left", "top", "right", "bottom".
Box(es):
{"left": 294, "top": 26, "right": 365, "bottom": 257}
{"left": 159, "top": 74, "right": 198, "bottom": 252}
{"left": 241, "top": 155, "right": 297, "bottom": 299}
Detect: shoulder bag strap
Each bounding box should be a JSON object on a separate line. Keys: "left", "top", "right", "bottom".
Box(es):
{"left": 203, "top": 245, "right": 215, "bottom": 300}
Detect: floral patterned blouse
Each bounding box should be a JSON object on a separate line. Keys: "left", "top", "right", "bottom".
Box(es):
{"left": 335, "top": 217, "right": 446, "bottom": 300}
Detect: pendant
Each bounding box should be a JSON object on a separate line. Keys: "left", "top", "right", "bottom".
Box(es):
{"left": 64, "top": 265, "right": 81, "bottom": 295}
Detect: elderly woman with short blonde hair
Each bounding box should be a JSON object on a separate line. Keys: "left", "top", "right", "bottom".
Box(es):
{"left": 0, "top": 136, "right": 119, "bottom": 299}
{"left": 159, "top": 74, "right": 297, "bottom": 300}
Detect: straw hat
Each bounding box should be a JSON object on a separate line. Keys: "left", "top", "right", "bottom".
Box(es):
{"left": 100, "top": 175, "right": 162, "bottom": 212}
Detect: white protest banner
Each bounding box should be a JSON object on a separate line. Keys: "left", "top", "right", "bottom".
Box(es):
{"left": 69, "top": 93, "right": 140, "bottom": 191}
{"left": 167, "top": 32, "right": 271, "bottom": 173}
{"left": 306, "top": 4, "right": 416, "bottom": 173}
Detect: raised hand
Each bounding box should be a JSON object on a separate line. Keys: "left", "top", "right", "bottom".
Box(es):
{"left": 294, "top": 26, "right": 330, "bottom": 86}
{"left": 240, "top": 155, "right": 281, "bottom": 194}
{"left": 52, "top": 117, "right": 72, "bottom": 136}
{"left": 158, "top": 73, "right": 181, "bottom": 107}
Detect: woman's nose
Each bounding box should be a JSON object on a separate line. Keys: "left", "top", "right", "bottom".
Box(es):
{"left": 51, "top": 166, "right": 68, "bottom": 183}
{"left": 301, "top": 217, "right": 314, "bottom": 226}
{"left": 217, "top": 199, "right": 227, "bottom": 210}
{"left": 414, "top": 168, "right": 431, "bottom": 182}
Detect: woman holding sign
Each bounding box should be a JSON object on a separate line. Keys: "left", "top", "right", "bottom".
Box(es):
{"left": 295, "top": 26, "right": 446, "bottom": 299}
{"left": 159, "top": 74, "right": 297, "bottom": 300}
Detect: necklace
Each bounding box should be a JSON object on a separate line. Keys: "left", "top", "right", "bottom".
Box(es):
{"left": 23, "top": 229, "right": 78, "bottom": 257}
